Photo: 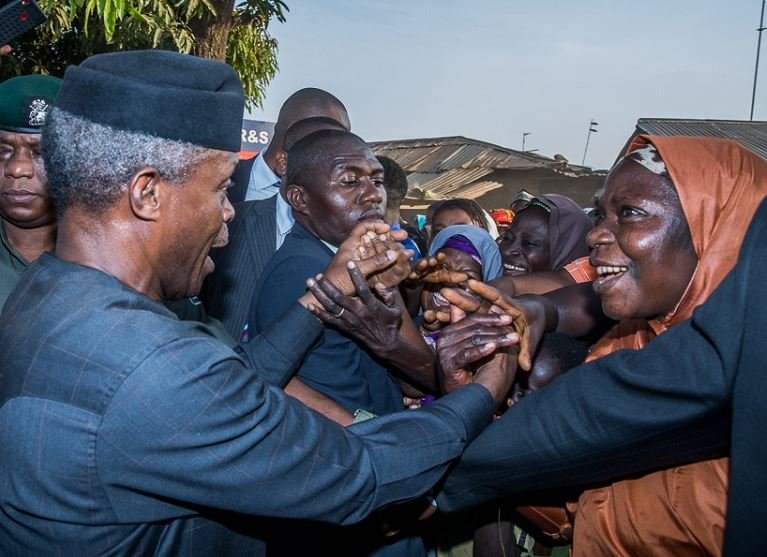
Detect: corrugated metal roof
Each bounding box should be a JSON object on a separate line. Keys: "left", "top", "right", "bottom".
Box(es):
{"left": 636, "top": 119, "right": 767, "bottom": 160}
{"left": 371, "top": 136, "right": 562, "bottom": 172}
{"left": 371, "top": 136, "right": 597, "bottom": 200}
{"left": 449, "top": 180, "right": 505, "bottom": 198}
{"left": 413, "top": 168, "right": 495, "bottom": 197}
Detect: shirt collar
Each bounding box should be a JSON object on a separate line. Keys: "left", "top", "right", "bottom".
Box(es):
{"left": 321, "top": 240, "right": 339, "bottom": 254}
{"left": 275, "top": 194, "right": 294, "bottom": 236}
{"left": 245, "top": 151, "right": 281, "bottom": 200}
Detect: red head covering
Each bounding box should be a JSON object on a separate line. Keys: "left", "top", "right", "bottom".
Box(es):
{"left": 490, "top": 208, "right": 513, "bottom": 226}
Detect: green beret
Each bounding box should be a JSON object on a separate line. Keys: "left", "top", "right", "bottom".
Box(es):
{"left": 55, "top": 50, "right": 245, "bottom": 152}
{"left": 0, "top": 75, "right": 62, "bottom": 133}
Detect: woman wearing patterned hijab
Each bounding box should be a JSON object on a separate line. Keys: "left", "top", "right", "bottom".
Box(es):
{"left": 428, "top": 224, "right": 502, "bottom": 281}
{"left": 519, "top": 135, "right": 767, "bottom": 556}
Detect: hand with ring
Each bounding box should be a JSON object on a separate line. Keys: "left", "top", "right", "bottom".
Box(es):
{"left": 306, "top": 260, "right": 403, "bottom": 358}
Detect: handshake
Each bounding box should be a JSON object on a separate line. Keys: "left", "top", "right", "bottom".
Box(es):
{"left": 297, "top": 221, "right": 531, "bottom": 408}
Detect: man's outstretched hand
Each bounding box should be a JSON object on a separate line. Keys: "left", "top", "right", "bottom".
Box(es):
{"left": 305, "top": 261, "right": 403, "bottom": 358}
{"left": 437, "top": 312, "right": 519, "bottom": 406}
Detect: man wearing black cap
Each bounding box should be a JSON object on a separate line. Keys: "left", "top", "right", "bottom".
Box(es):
{"left": 0, "top": 74, "right": 61, "bottom": 308}
{"left": 0, "top": 50, "right": 515, "bottom": 555}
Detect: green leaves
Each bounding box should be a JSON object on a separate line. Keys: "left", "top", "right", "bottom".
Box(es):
{"left": 1, "top": 0, "right": 287, "bottom": 107}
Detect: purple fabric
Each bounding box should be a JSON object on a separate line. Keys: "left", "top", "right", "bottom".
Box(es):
{"left": 442, "top": 235, "right": 482, "bottom": 263}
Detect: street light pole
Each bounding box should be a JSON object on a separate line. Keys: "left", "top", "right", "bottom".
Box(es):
{"left": 750, "top": 0, "right": 766, "bottom": 121}
{"left": 581, "top": 119, "right": 599, "bottom": 166}
{"left": 522, "top": 132, "right": 531, "bottom": 152}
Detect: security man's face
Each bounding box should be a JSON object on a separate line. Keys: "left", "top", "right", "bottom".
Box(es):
{"left": 0, "top": 130, "right": 55, "bottom": 228}
{"left": 291, "top": 136, "right": 387, "bottom": 247}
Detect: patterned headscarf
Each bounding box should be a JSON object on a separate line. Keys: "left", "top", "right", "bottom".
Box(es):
{"left": 625, "top": 144, "right": 669, "bottom": 177}
{"left": 590, "top": 134, "right": 767, "bottom": 358}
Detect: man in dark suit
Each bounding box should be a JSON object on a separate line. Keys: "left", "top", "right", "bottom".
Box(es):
{"left": 249, "top": 129, "right": 444, "bottom": 556}
{"left": 0, "top": 50, "right": 517, "bottom": 556}
{"left": 201, "top": 195, "right": 277, "bottom": 340}
{"left": 228, "top": 87, "right": 350, "bottom": 204}
{"left": 432, "top": 199, "right": 767, "bottom": 556}
{"left": 202, "top": 89, "right": 350, "bottom": 338}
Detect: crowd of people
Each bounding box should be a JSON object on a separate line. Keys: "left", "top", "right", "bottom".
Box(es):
{"left": 1, "top": 45, "right": 766, "bottom": 557}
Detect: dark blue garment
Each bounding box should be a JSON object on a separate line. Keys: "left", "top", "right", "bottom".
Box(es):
{"left": 438, "top": 199, "right": 767, "bottom": 557}
{"left": 250, "top": 221, "right": 403, "bottom": 415}
{"left": 250, "top": 222, "right": 426, "bottom": 556}
{"left": 0, "top": 254, "right": 494, "bottom": 556}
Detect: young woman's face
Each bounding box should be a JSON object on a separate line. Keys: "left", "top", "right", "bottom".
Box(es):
{"left": 421, "top": 247, "right": 483, "bottom": 316}
{"left": 498, "top": 206, "right": 551, "bottom": 275}
{"left": 588, "top": 159, "right": 698, "bottom": 321}
{"left": 430, "top": 208, "right": 478, "bottom": 237}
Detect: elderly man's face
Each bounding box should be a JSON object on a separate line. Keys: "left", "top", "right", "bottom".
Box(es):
{"left": 0, "top": 130, "right": 55, "bottom": 228}
{"left": 300, "top": 137, "right": 386, "bottom": 246}
{"left": 160, "top": 149, "right": 238, "bottom": 299}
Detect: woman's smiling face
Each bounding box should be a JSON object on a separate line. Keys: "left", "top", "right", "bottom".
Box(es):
{"left": 498, "top": 205, "right": 551, "bottom": 275}
{"left": 587, "top": 158, "right": 698, "bottom": 321}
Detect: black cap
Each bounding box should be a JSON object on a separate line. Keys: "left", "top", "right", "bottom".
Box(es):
{"left": 54, "top": 50, "right": 244, "bottom": 151}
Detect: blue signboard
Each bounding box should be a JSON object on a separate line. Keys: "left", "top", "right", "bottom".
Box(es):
{"left": 241, "top": 119, "right": 275, "bottom": 154}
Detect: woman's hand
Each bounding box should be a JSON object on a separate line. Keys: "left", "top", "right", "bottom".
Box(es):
{"left": 441, "top": 280, "right": 548, "bottom": 372}
{"left": 408, "top": 252, "right": 469, "bottom": 285}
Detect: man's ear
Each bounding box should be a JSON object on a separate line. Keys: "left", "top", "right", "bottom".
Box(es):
{"left": 275, "top": 150, "right": 288, "bottom": 178}
{"left": 286, "top": 184, "right": 309, "bottom": 215}
{"left": 128, "top": 167, "right": 164, "bottom": 221}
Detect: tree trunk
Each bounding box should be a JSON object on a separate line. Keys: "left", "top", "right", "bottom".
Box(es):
{"left": 189, "top": 0, "right": 236, "bottom": 61}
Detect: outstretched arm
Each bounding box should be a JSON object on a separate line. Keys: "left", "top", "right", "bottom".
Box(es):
{"left": 436, "top": 225, "right": 764, "bottom": 512}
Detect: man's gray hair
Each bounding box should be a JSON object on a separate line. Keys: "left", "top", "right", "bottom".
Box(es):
{"left": 42, "top": 108, "right": 208, "bottom": 215}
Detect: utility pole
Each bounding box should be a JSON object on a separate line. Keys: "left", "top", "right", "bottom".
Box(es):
{"left": 581, "top": 119, "right": 598, "bottom": 166}
{"left": 750, "top": 0, "right": 766, "bottom": 120}
{"left": 522, "top": 131, "right": 531, "bottom": 152}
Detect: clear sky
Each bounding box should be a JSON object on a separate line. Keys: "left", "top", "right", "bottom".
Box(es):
{"left": 248, "top": 0, "right": 766, "bottom": 170}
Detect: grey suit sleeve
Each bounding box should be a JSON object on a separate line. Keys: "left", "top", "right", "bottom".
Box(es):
{"left": 96, "top": 330, "right": 495, "bottom": 524}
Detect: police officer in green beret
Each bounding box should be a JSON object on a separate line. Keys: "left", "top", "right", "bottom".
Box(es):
{"left": 0, "top": 74, "right": 62, "bottom": 308}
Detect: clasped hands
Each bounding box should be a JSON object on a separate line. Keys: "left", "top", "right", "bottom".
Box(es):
{"left": 299, "top": 221, "right": 535, "bottom": 408}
